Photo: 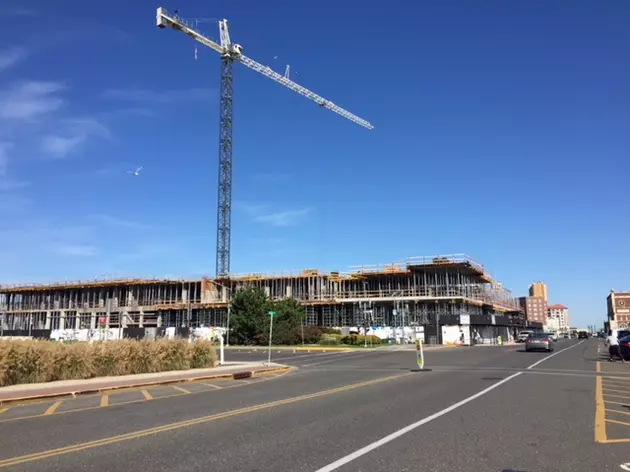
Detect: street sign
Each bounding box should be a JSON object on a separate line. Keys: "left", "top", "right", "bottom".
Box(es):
{"left": 268, "top": 311, "right": 276, "bottom": 316}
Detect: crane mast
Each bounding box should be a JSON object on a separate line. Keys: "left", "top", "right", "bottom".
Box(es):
{"left": 157, "top": 7, "right": 373, "bottom": 277}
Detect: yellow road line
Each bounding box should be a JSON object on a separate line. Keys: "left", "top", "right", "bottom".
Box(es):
{"left": 141, "top": 390, "right": 153, "bottom": 401}
{"left": 604, "top": 393, "right": 630, "bottom": 401}
{"left": 596, "top": 361, "right": 601, "bottom": 373}
{"left": 44, "top": 401, "right": 62, "bottom": 416}
{"left": 600, "top": 438, "right": 630, "bottom": 444}
{"left": 0, "top": 372, "right": 412, "bottom": 469}
{"left": 595, "top": 376, "right": 607, "bottom": 443}
{"left": 606, "top": 418, "right": 630, "bottom": 427}
{"left": 0, "top": 370, "right": 289, "bottom": 425}
{"left": 0, "top": 408, "right": 8, "bottom": 415}
{"left": 171, "top": 386, "right": 191, "bottom": 394}
{"left": 100, "top": 395, "right": 109, "bottom": 408}
{"left": 606, "top": 408, "right": 630, "bottom": 417}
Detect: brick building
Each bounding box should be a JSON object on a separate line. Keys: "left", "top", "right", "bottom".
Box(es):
{"left": 607, "top": 291, "right": 630, "bottom": 330}
{"left": 519, "top": 296, "right": 547, "bottom": 325}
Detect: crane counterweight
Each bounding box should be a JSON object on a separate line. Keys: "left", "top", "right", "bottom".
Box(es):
{"left": 156, "top": 6, "right": 373, "bottom": 277}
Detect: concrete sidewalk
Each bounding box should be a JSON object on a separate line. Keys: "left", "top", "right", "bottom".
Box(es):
{"left": 0, "top": 361, "right": 289, "bottom": 404}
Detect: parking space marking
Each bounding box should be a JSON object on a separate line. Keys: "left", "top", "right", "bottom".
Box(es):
{"left": 607, "top": 418, "right": 630, "bottom": 427}
{"left": 605, "top": 393, "right": 630, "bottom": 401}
{"left": 0, "top": 369, "right": 291, "bottom": 424}
{"left": 44, "top": 401, "right": 62, "bottom": 416}
{"left": 201, "top": 382, "right": 222, "bottom": 389}
{"left": 597, "top": 371, "right": 630, "bottom": 444}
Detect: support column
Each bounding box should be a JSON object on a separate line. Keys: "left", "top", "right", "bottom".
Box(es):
{"left": 59, "top": 310, "right": 66, "bottom": 330}
{"left": 45, "top": 311, "right": 52, "bottom": 330}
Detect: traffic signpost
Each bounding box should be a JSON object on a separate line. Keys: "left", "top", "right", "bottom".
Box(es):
{"left": 411, "top": 338, "right": 431, "bottom": 372}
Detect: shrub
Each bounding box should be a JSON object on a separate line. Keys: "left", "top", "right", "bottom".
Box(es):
{"left": 0, "top": 339, "right": 217, "bottom": 387}
{"left": 340, "top": 335, "right": 382, "bottom": 346}
{"left": 319, "top": 334, "right": 344, "bottom": 346}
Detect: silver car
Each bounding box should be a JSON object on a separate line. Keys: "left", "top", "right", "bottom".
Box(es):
{"left": 525, "top": 332, "right": 554, "bottom": 352}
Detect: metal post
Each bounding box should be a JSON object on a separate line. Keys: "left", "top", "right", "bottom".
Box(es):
{"left": 301, "top": 316, "right": 305, "bottom": 347}
{"left": 267, "top": 311, "right": 274, "bottom": 366}
{"left": 226, "top": 302, "right": 231, "bottom": 346}
{"left": 218, "top": 334, "right": 225, "bottom": 365}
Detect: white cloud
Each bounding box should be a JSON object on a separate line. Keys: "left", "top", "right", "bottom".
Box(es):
{"left": 41, "top": 118, "right": 110, "bottom": 158}
{"left": 0, "top": 179, "right": 29, "bottom": 191}
{"left": 254, "top": 208, "right": 311, "bottom": 227}
{"left": 0, "top": 46, "right": 27, "bottom": 73}
{"left": 0, "top": 80, "right": 66, "bottom": 121}
{"left": 2, "top": 7, "right": 35, "bottom": 17}
{"left": 0, "top": 194, "right": 30, "bottom": 212}
{"left": 41, "top": 135, "right": 84, "bottom": 158}
{"left": 51, "top": 243, "right": 99, "bottom": 257}
{"left": 88, "top": 213, "right": 150, "bottom": 230}
{"left": 0, "top": 142, "right": 13, "bottom": 176}
{"left": 236, "top": 202, "right": 312, "bottom": 226}
{"left": 100, "top": 87, "right": 215, "bottom": 104}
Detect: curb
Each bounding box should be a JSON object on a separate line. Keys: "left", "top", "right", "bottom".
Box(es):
{"left": 0, "top": 365, "right": 291, "bottom": 405}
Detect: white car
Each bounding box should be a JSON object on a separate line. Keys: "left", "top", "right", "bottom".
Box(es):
{"left": 517, "top": 330, "right": 533, "bottom": 343}
{"left": 547, "top": 332, "right": 559, "bottom": 342}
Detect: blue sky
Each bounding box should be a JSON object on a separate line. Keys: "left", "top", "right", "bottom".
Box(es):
{"left": 0, "top": 0, "right": 628, "bottom": 328}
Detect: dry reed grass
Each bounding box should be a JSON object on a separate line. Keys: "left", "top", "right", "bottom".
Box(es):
{"left": 0, "top": 339, "right": 217, "bottom": 387}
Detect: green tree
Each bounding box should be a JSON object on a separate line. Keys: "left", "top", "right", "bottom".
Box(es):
{"left": 228, "top": 288, "right": 308, "bottom": 345}
{"left": 229, "top": 287, "right": 271, "bottom": 345}
{"left": 269, "top": 298, "right": 306, "bottom": 345}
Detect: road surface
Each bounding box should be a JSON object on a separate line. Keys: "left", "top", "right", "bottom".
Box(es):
{"left": 1, "top": 338, "right": 629, "bottom": 471}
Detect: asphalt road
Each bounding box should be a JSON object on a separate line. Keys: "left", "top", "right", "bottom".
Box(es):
{"left": 1, "top": 339, "right": 629, "bottom": 472}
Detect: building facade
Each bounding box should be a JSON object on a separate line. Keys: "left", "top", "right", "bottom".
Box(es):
{"left": 0, "top": 254, "right": 528, "bottom": 344}
{"left": 519, "top": 296, "right": 547, "bottom": 325}
{"left": 529, "top": 282, "right": 549, "bottom": 304}
{"left": 547, "top": 304, "right": 570, "bottom": 333}
{"left": 607, "top": 291, "right": 630, "bottom": 330}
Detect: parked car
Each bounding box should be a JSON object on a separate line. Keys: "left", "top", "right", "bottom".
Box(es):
{"left": 517, "top": 330, "right": 534, "bottom": 343}
{"left": 525, "top": 332, "right": 554, "bottom": 352}
{"left": 618, "top": 335, "right": 630, "bottom": 361}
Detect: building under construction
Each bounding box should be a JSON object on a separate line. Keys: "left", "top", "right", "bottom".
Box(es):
{"left": 0, "top": 254, "right": 526, "bottom": 342}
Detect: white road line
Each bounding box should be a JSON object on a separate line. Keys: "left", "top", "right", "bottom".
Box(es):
{"left": 313, "top": 340, "right": 585, "bottom": 472}
{"left": 526, "top": 340, "right": 584, "bottom": 370}
{"left": 301, "top": 351, "right": 374, "bottom": 368}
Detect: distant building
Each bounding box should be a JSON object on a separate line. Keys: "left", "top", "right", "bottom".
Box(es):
{"left": 529, "top": 282, "right": 549, "bottom": 304}
{"left": 607, "top": 291, "right": 630, "bottom": 330}
{"left": 519, "top": 296, "right": 547, "bottom": 325}
{"left": 548, "top": 304, "right": 570, "bottom": 333}
{"left": 544, "top": 317, "right": 560, "bottom": 333}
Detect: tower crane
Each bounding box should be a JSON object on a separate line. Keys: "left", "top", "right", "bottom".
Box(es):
{"left": 156, "top": 7, "right": 374, "bottom": 278}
